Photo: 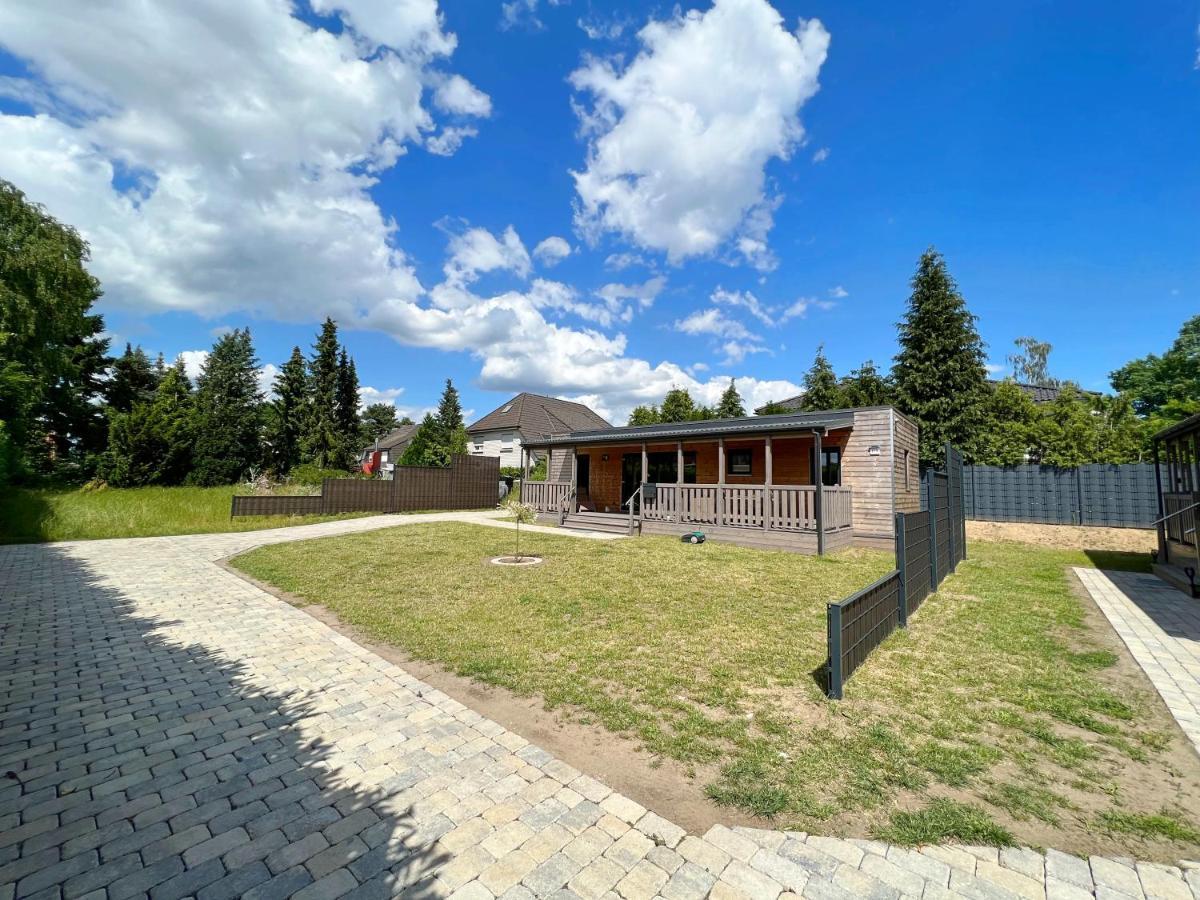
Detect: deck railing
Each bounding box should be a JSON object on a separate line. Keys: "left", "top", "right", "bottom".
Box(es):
{"left": 642, "top": 484, "right": 853, "bottom": 532}
{"left": 1164, "top": 491, "right": 1199, "bottom": 546}
{"left": 522, "top": 480, "right": 573, "bottom": 513}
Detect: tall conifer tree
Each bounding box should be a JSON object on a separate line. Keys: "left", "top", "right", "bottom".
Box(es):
{"left": 189, "top": 329, "right": 263, "bottom": 485}
{"left": 892, "top": 248, "right": 988, "bottom": 464}
{"left": 799, "top": 345, "right": 844, "bottom": 411}
{"left": 334, "top": 348, "right": 361, "bottom": 468}
{"left": 715, "top": 379, "right": 746, "bottom": 418}
{"left": 303, "top": 318, "right": 341, "bottom": 468}
{"left": 267, "top": 346, "right": 307, "bottom": 475}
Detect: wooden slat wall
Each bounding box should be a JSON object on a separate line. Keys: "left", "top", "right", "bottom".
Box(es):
{"left": 893, "top": 413, "right": 922, "bottom": 514}
{"left": 843, "top": 408, "right": 897, "bottom": 539}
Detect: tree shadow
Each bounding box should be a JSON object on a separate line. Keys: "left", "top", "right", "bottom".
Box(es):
{"left": 0, "top": 487, "right": 54, "bottom": 544}
{"left": 0, "top": 544, "right": 453, "bottom": 899}
{"left": 1083, "top": 549, "right": 1153, "bottom": 574}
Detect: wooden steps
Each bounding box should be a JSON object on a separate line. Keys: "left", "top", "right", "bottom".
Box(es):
{"left": 1153, "top": 562, "right": 1199, "bottom": 598}
{"left": 561, "top": 511, "right": 634, "bottom": 535}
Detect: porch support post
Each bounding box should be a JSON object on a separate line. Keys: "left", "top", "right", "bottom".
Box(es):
{"left": 814, "top": 429, "right": 825, "bottom": 555}
{"left": 717, "top": 437, "right": 725, "bottom": 526}
{"left": 641, "top": 442, "right": 648, "bottom": 483}
{"left": 763, "top": 436, "right": 773, "bottom": 532}
{"left": 570, "top": 446, "right": 578, "bottom": 511}
{"left": 676, "top": 441, "right": 684, "bottom": 521}
{"left": 523, "top": 446, "right": 530, "bottom": 482}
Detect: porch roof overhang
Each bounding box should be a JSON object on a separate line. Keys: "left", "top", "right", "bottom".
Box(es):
{"left": 523, "top": 409, "right": 855, "bottom": 448}
{"left": 1153, "top": 412, "right": 1200, "bottom": 444}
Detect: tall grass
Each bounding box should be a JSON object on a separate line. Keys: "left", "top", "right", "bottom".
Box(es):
{"left": 0, "top": 485, "right": 362, "bottom": 543}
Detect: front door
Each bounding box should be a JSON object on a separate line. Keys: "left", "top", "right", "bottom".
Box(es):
{"left": 576, "top": 455, "right": 591, "bottom": 507}
{"left": 621, "top": 453, "right": 642, "bottom": 508}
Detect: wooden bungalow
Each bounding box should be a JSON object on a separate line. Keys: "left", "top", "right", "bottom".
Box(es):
{"left": 520, "top": 406, "right": 921, "bottom": 554}
{"left": 1153, "top": 412, "right": 1200, "bottom": 594}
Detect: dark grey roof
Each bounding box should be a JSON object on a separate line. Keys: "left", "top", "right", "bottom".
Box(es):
{"left": 753, "top": 394, "right": 804, "bottom": 415}
{"left": 1153, "top": 411, "right": 1200, "bottom": 443}
{"left": 525, "top": 409, "right": 857, "bottom": 446}
{"left": 467, "top": 393, "right": 610, "bottom": 438}
{"left": 988, "top": 380, "right": 1085, "bottom": 404}
{"left": 360, "top": 422, "right": 418, "bottom": 456}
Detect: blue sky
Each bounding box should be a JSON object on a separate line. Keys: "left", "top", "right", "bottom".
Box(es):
{"left": 0, "top": 0, "right": 1196, "bottom": 423}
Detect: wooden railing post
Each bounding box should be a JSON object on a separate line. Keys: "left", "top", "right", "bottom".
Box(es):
{"left": 764, "top": 436, "right": 773, "bottom": 532}
{"left": 717, "top": 437, "right": 725, "bottom": 527}
{"left": 814, "top": 429, "right": 825, "bottom": 555}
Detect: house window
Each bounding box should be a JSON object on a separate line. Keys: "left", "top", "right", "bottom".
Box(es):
{"left": 727, "top": 449, "right": 753, "bottom": 476}
{"left": 811, "top": 447, "right": 841, "bottom": 486}
{"left": 501, "top": 432, "right": 514, "bottom": 450}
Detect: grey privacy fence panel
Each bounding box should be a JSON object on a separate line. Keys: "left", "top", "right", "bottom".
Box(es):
{"left": 231, "top": 455, "right": 500, "bottom": 517}
{"left": 963, "top": 463, "right": 1157, "bottom": 528}
{"left": 826, "top": 444, "right": 967, "bottom": 699}
{"left": 827, "top": 572, "right": 901, "bottom": 697}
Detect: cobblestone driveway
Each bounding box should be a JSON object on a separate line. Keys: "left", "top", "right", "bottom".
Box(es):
{"left": 2, "top": 515, "right": 1198, "bottom": 900}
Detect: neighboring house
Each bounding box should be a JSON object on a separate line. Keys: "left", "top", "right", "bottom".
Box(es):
{"left": 520, "top": 406, "right": 921, "bottom": 555}
{"left": 357, "top": 422, "right": 418, "bottom": 473}
{"left": 467, "top": 393, "right": 610, "bottom": 470}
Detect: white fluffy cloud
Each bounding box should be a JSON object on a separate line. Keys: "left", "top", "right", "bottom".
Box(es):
{"left": 570, "top": 0, "right": 829, "bottom": 267}
{"left": 0, "top": 0, "right": 488, "bottom": 320}
{"left": 674, "top": 308, "right": 757, "bottom": 341}
{"left": 358, "top": 224, "right": 799, "bottom": 421}
{"left": 176, "top": 350, "right": 277, "bottom": 398}
{"left": 532, "top": 236, "right": 573, "bottom": 267}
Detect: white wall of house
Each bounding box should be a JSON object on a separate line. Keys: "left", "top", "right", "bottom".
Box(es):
{"left": 467, "top": 429, "right": 536, "bottom": 469}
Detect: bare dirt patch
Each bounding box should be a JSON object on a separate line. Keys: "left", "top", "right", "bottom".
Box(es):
{"left": 967, "top": 520, "right": 1156, "bottom": 553}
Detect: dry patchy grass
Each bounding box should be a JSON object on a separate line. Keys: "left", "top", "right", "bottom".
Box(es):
{"left": 231, "top": 524, "right": 1200, "bottom": 857}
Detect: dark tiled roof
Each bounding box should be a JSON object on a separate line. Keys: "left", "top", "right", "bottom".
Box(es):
{"left": 753, "top": 394, "right": 804, "bottom": 415}
{"left": 525, "top": 409, "right": 857, "bottom": 446}
{"left": 359, "top": 422, "right": 418, "bottom": 456}
{"left": 467, "top": 393, "right": 610, "bottom": 439}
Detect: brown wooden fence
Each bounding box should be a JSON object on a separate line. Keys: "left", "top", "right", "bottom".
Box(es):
{"left": 826, "top": 443, "right": 966, "bottom": 699}
{"left": 230, "top": 455, "right": 500, "bottom": 518}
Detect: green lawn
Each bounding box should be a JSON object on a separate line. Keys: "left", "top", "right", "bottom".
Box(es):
{"left": 230, "top": 524, "right": 1200, "bottom": 856}
{"left": 0, "top": 485, "right": 365, "bottom": 543}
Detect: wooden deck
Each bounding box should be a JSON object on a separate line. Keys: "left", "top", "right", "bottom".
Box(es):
{"left": 527, "top": 481, "right": 854, "bottom": 554}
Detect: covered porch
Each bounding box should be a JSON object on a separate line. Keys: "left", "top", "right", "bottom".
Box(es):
{"left": 1154, "top": 413, "right": 1200, "bottom": 592}
{"left": 521, "top": 414, "right": 855, "bottom": 554}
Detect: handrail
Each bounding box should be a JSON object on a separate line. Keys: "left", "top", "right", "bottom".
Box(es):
{"left": 622, "top": 484, "right": 644, "bottom": 536}
{"left": 1151, "top": 501, "right": 1200, "bottom": 527}
{"left": 558, "top": 487, "right": 576, "bottom": 525}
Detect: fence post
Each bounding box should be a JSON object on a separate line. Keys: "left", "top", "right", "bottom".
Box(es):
{"left": 927, "top": 472, "right": 939, "bottom": 589}
{"left": 895, "top": 512, "right": 908, "bottom": 627}
{"left": 1075, "top": 466, "right": 1084, "bottom": 526}
{"left": 826, "top": 603, "right": 843, "bottom": 700}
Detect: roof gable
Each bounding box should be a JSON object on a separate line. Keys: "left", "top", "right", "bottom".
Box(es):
{"left": 467, "top": 393, "right": 610, "bottom": 439}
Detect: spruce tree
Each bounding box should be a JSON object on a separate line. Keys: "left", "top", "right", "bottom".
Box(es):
{"left": 189, "top": 329, "right": 263, "bottom": 485}
{"left": 106, "top": 343, "right": 160, "bottom": 413}
{"left": 303, "top": 318, "right": 341, "bottom": 468}
{"left": 433, "top": 379, "right": 464, "bottom": 445}
{"left": 334, "top": 348, "right": 361, "bottom": 468}
{"left": 266, "top": 347, "right": 307, "bottom": 475}
{"left": 839, "top": 360, "right": 892, "bottom": 408}
{"left": 756, "top": 401, "right": 793, "bottom": 415}
{"left": 399, "top": 413, "right": 444, "bottom": 466}
{"left": 715, "top": 379, "right": 746, "bottom": 418}
{"left": 799, "top": 345, "right": 844, "bottom": 410}
{"left": 99, "top": 359, "right": 194, "bottom": 486}
{"left": 892, "top": 248, "right": 988, "bottom": 464}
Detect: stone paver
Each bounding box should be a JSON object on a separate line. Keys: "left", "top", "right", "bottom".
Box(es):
{"left": 1075, "top": 567, "right": 1200, "bottom": 755}
{"left": 0, "top": 514, "right": 1196, "bottom": 899}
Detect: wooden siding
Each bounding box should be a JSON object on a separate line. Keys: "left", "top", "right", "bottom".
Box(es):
{"left": 547, "top": 446, "right": 573, "bottom": 482}
{"left": 893, "top": 412, "right": 921, "bottom": 515}
{"left": 844, "top": 408, "right": 897, "bottom": 539}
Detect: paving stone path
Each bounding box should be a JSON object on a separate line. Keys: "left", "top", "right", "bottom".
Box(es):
{"left": 1075, "top": 567, "right": 1200, "bottom": 757}
{"left": 1, "top": 515, "right": 1198, "bottom": 900}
